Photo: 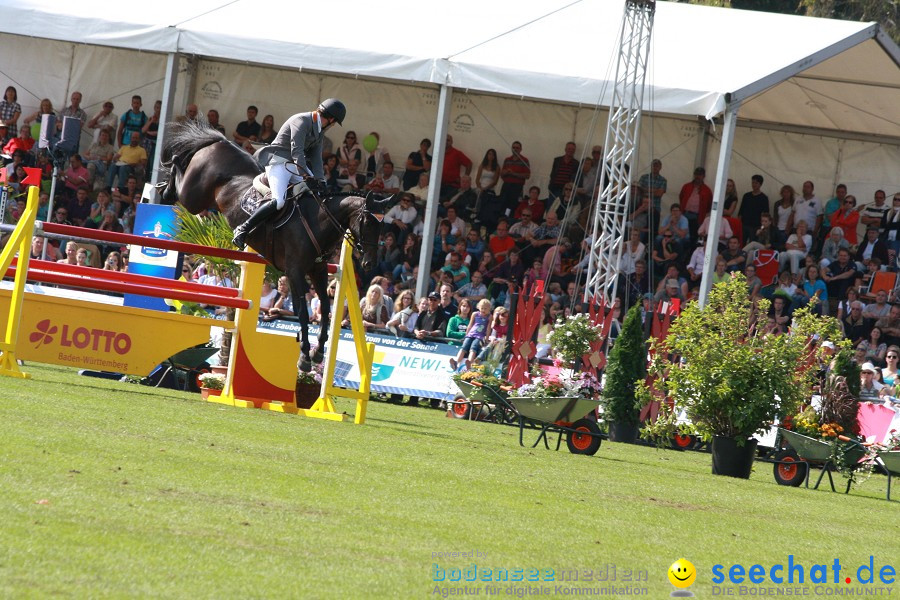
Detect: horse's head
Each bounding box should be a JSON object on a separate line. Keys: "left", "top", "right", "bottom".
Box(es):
{"left": 354, "top": 192, "right": 392, "bottom": 272}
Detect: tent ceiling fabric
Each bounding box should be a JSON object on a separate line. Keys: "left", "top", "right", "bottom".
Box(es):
{"left": 1, "top": 0, "right": 897, "bottom": 138}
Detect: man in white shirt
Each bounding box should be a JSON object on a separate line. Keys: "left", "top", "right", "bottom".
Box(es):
{"left": 443, "top": 206, "right": 467, "bottom": 237}
{"left": 86, "top": 101, "right": 118, "bottom": 144}
{"left": 792, "top": 180, "right": 823, "bottom": 239}
{"left": 862, "top": 189, "right": 889, "bottom": 233}
{"left": 383, "top": 193, "right": 418, "bottom": 242}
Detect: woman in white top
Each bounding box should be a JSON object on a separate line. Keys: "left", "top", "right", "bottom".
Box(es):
{"left": 386, "top": 289, "right": 418, "bottom": 337}
{"left": 475, "top": 149, "right": 499, "bottom": 195}
{"left": 774, "top": 185, "right": 795, "bottom": 237}
{"left": 779, "top": 219, "right": 811, "bottom": 274}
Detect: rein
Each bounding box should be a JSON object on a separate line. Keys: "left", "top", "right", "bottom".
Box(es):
{"left": 298, "top": 190, "right": 377, "bottom": 260}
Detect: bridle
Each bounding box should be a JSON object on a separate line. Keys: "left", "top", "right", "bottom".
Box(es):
{"left": 302, "top": 190, "right": 387, "bottom": 260}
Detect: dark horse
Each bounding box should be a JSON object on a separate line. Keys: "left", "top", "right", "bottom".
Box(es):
{"left": 159, "top": 120, "right": 388, "bottom": 371}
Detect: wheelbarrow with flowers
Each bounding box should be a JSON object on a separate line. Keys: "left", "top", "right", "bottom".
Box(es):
{"left": 508, "top": 371, "right": 604, "bottom": 455}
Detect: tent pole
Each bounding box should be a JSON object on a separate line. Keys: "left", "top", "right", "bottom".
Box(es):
{"left": 415, "top": 84, "right": 452, "bottom": 301}
{"left": 149, "top": 51, "right": 180, "bottom": 198}
{"left": 698, "top": 100, "right": 741, "bottom": 308}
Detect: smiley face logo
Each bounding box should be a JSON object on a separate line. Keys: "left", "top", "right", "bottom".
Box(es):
{"left": 668, "top": 558, "right": 696, "bottom": 588}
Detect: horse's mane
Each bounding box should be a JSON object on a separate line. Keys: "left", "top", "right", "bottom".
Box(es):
{"left": 160, "top": 120, "right": 229, "bottom": 178}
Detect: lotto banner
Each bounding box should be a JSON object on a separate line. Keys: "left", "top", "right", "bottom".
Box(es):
{"left": 256, "top": 320, "right": 461, "bottom": 400}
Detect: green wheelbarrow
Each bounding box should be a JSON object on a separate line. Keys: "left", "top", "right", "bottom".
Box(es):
{"left": 772, "top": 428, "right": 868, "bottom": 492}
{"left": 508, "top": 395, "right": 604, "bottom": 455}
{"left": 450, "top": 379, "right": 518, "bottom": 424}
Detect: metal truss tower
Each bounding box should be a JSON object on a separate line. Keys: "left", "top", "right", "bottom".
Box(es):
{"left": 585, "top": 0, "right": 655, "bottom": 303}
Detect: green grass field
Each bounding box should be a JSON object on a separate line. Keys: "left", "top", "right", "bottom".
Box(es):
{"left": 1, "top": 364, "right": 898, "bottom": 599}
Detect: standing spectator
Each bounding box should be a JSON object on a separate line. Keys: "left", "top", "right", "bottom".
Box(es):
{"left": 773, "top": 185, "right": 796, "bottom": 241}
{"left": 678, "top": 166, "right": 713, "bottom": 246}
{"left": 116, "top": 95, "right": 146, "bottom": 147}
{"left": 0, "top": 86, "right": 22, "bottom": 143}
{"left": 232, "top": 105, "right": 260, "bottom": 145}
{"left": 403, "top": 138, "right": 432, "bottom": 191}
{"left": 548, "top": 142, "right": 578, "bottom": 200}
{"left": 639, "top": 158, "right": 667, "bottom": 213}
{"left": 440, "top": 135, "right": 472, "bottom": 198}
{"left": 473, "top": 148, "right": 499, "bottom": 216}
{"left": 793, "top": 180, "right": 823, "bottom": 240}
{"left": 22, "top": 99, "right": 56, "bottom": 137}
{"left": 86, "top": 101, "right": 117, "bottom": 144}
{"left": 723, "top": 179, "right": 739, "bottom": 217}
{"left": 141, "top": 101, "right": 162, "bottom": 164}
{"left": 881, "top": 193, "right": 900, "bottom": 263}
{"left": 499, "top": 141, "right": 530, "bottom": 213}
{"left": 738, "top": 174, "right": 768, "bottom": 232}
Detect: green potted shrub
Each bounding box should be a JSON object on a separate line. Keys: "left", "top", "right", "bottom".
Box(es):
{"left": 601, "top": 303, "right": 645, "bottom": 443}
{"left": 638, "top": 274, "right": 843, "bottom": 478}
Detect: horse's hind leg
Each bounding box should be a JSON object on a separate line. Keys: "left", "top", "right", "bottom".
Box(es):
{"left": 309, "top": 268, "right": 329, "bottom": 364}
{"left": 289, "top": 272, "right": 313, "bottom": 372}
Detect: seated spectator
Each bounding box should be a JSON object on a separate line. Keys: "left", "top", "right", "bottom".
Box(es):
{"left": 629, "top": 194, "right": 658, "bottom": 244}
{"left": 654, "top": 277, "right": 685, "bottom": 305}
{"left": 67, "top": 187, "right": 92, "bottom": 227}
{"left": 443, "top": 175, "right": 477, "bottom": 220}
{"left": 341, "top": 160, "right": 366, "bottom": 192}
{"left": 796, "top": 264, "right": 828, "bottom": 315}
{"left": 743, "top": 212, "right": 780, "bottom": 254}
{"left": 60, "top": 155, "right": 90, "bottom": 201}
{"left": 488, "top": 220, "right": 516, "bottom": 262}
{"left": 355, "top": 284, "right": 389, "bottom": 330}
{"left": 844, "top": 300, "right": 872, "bottom": 346}
{"left": 374, "top": 232, "right": 401, "bottom": 279}
{"left": 383, "top": 193, "right": 418, "bottom": 243}
{"left": 414, "top": 291, "right": 448, "bottom": 340}
{"left": 477, "top": 306, "right": 510, "bottom": 361}
{"left": 744, "top": 264, "right": 762, "bottom": 299}
{"left": 392, "top": 232, "right": 420, "bottom": 282}
{"left": 465, "top": 229, "right": 486, "bottom": 264}
{"left": 74, "top": 247, "right": 89, "bottom": 268}
{"left": 369, "top": 160, "right": 401, "bottom": 194}
{"left": 454, "top": 270, "right": 488, "bottom": 303}
{"left": 449, "top": 298, "right": 492, "bottom": 370}
{"left": 823, "top": 248, "right": 858, "bottom": 302}
{"left": 104, "top": 251, "right": 124, "bottom": 272}
{"left": 84, "top": 189, "right": 113, "bottom": 228}
{"left": 863, "top": 290, "right": 891, "bottom": 320}
{"left": 655, "top": 264, "right": 689, "bottom": 299}
{"left": 264, "top": 276, "right": 294, "bottom": 320}
{"left": 337, "top": 131, "right": 362, "bottom": 175}
{"left": 719, "top": 236, "right": 746, "bottom": 273}
{"left": 855, "top": 226, "right": 889, "bottom": 272}
{"left": 657, "top": 204, "right": 690, "bottom": 251}
{"left": 697, "top": 213, "right": 733, "bottom": 250}
{"left": 711, "top": 257, "right": 729, "bottom": 286}
{"left": 446, "top": 298, "right": 473, "bottom": 341}
{"left": 621, "top": 260, "right": 650, "bottom": 305}
{"left": 370, "top": 276, "right": 394, "bottom": 318}
{"left": 2, "top": 125, "right": 34, "bottom": 158}
{"left": 107, "top": 131, "right": 147, "bottom": 189}
{"left": 779, "top": 220, "right": 812, "bottom": 274}
{"left": 859, "top": 362, "right": 886, "bottom": 402}
{"left": 439, "top": 283, "right": 458, "bottom": 320}
{"left": 769, "top": 293, "right": 793, "bottom": 329}
{"left": 323, "top": 154, "right": 340, "bottom": 192}
{"left": 875, "top": 304, "right": 900, "bottom": 347}
{"left": 258, "top": 279, "right": 277, "bottom": 315}
{"left": 407, "top": 172, "right": 430, "bottom": 204}
{"left": 836, "top": 287, "right": 863, "bottom": 321}
{"left": 433, "top": 220, "right": 457, "bottom": 269}
{"left": 830, "top": 195, "right": 860, "bottom": 246}
{"left": 522, "top": 211, "right": 561, "bottom": 264}
{"left": 685, "top": 239, "right": 706, "bottom": 285}
{"left": 514, "top": 186, "right": 545, "bottom": 223}
{"left": 386, "top": 290, "right": 418, "bottom": 337}
{"left": 509, "top": 208, "right": 538, "bottom": 241}
{"left": 445, "top": 239, "right": 471, "bottom": 268}
{"left": 819, "top": 226, "right": 850, "bottom": 269}
{"left": 652, "top": 229, "right": 680, "bottom": 274}
{"left": 882, "top": 346, "right": 900, "bottom": 386}
{"left": 444, "top": 206, "right": 467, "bottom": 237}
{"left": 857, "top": 327, "right": 887, "bottom": 366}
{"left": 84, "top": 128, "right": 115, "bottom": 189}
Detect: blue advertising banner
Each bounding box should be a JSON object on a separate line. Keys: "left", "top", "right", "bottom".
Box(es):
{"left": 256, "top": 320, "right": 462, "bottom": 401}
{"left": 124, "top": 204, "right": 179, "bottom": 311}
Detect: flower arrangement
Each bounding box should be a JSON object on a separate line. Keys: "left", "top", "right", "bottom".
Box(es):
{"left": 451, "top": 340, "right": 506, "bottom": 390}
{"left": 198, "top": 372, "right": 225, "bottom": 390}
{"left": 515, "top": 371, "right": 582, "bottom": 399}
{"left": 547, "top": 313, "right": 600, "bottom": 363}
{"left": 297, "top": 362, "right": 324, "bottom": 386}
{"left": 879, "top": 430, "right": 900, "bottom": 451}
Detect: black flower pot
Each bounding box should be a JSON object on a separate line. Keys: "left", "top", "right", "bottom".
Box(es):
{"left": 711, "top": 436, "right": 758, "bottom": 479}
{"left": 607, "top": 421, "right": 639, "bottom": 444}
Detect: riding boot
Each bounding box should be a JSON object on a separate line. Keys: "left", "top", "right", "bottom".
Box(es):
{"left": 232, "top": 199, "right": 278, "bottom": 248}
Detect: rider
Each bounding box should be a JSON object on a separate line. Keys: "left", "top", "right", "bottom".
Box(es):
{"left": 232, "top": 98, "right": 347, "bottom": 248}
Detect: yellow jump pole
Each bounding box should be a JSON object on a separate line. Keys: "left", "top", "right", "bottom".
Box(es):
{"left": 0, "top": 186, "right": 39, "bottom": 379}
{"left": 302, "top": 238, "right": 373, "bottom": 424}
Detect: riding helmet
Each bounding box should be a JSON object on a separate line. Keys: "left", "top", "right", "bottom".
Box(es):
{"left": 318, "top": 98, "right": 346, "bottom": 125}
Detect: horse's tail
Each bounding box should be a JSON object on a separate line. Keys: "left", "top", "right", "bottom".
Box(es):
{"left": 160, "top": 120, "right": 228, "bottom": 180}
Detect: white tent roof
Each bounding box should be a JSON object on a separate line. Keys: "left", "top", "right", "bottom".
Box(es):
{"left": 3, "top": 0, "right": 899, "bottom": 138}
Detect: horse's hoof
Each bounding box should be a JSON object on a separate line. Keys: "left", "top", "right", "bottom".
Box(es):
{"left": 298, "top": 358, "right": 312, "bottom": 372}
{"left": 311, "top": 350, "right": 324, "bottom": 364}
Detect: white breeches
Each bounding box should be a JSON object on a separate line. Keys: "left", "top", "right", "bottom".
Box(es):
{"left": 266, "top": 162, "right": 303, "bottom": 210}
